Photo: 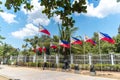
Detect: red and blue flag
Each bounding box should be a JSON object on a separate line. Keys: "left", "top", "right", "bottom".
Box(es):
{"left": 99, "top": 32, "right": 115, "bottom": 44}
{"left": 39, "top": 25, "right": 50, "bottom": 36}
{"left": 71, "top": 37, "right": 82, "bottom": 45}
{"left": 59, "top": 40, "right": 70, "bottom": 48}
{"left": 84, "top": 35, "right": 96, "bottom": 46}
{"left": 50, "top": 42, "right": 57, "bottom": 49}
{"left": 42, "top": 46, "right": 46, "bottom": 52}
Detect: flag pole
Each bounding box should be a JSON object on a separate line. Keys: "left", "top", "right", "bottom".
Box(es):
{"left": 70, "top": 36, "right": 73, "bottom": 64}
{"left": 58, "top": 23, "right": 61, "bottom": 56}
{"left": 58, "top": 39, "right": 60, "bottom": 67}
{"left": 98, "top": 32, "right": 102, "bottom": 71}
{"left": 83, "top": 35, "right": 86, "bottom": 69}
{"left": 36, "top": 30, "right": 40, "bottom": 68}
{"left": 57, "top": 23, "right": 61, "bottom": 68}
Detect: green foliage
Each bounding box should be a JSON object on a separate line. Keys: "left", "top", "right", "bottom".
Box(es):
{"left": 52, "top": 35, "right": 59, "bottom": 42}
{"left": 58, "top": 24, "right": 78, "bottom": 55}
{"left": 114, "top": 34, "right": 120, "bottom": 53}
{"left": 36, "top": 49, "right": 42, "bottom": 55}
{"left": 4, "top": 0, "right": 33, "bottom": 12}
{"left": 21, "top": 32, "right": 120, "bottom": 56}
{"left": 0, "top": 35, "right": 5, "bottom": 44}
{"left": 83, "top": 32, "right": 116, "bottom": 54}
{"left": 71, "top": 44, "right": 83, "bottom": 54}
{"left": 117, "top": 0, "right": 120, "bottom": 2}
{"left": 0, "top": 1, "right": 2, "bottom": 4}
{"left": 94, "top": 64, "right": 120, "bottom": 71}
{"left": 27, "top": 62, "right": 36, "bottom": 67}
{"left": 0, "top": 35, "right": 5, "bottom": 40}
{"left": 22, "top": 35, "right": 51, "bottom": 56}
{"left": 0, "top": 0, "right": 87, "bottom": 27}
{"left": 0, "top": 1, "right": 120, "bottom": 55}
{"left": 23, "top": 35, "right": 51, "bottom": 48}
{"left": 0, "top": 43, "right": 17, "bottom": 58}
{"left": 0, "top": 1, "right": 3, "bottom": 12}
{"left": 41, "top": 0, "right": 87, "bottom": 27}
{"left": 21, "top": 49, "right": 29, "bottom": 56}
{"left": 69, "top": 64, "right": 120, "bottom": 71}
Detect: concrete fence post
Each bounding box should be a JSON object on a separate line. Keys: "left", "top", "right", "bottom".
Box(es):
{"left": 17, "top": 55, "right": 20, "bottom": 62}
{"left": 44, "top": 53, "right": 47, "bottom": 62}
{"left": 10, "top": 56, "right": 13, "bottom": 61}
{"left": 10, "top": 56, "right": 13, "bottom": 65}
{"left": 33, "top": 55, "right": 36, "bottom": 63}
{"left": 56, "top": 54, "right": 59, "bottom": 65}
{"left": 70, "top": 54, "right": 73, "bottom": 64}
{"left": 110, "top": 53, "right": 114, "bottom": 65}
{"left": 24, "top": 56, "right": 26, "bottom": 63}
{"left": 89, "top": 54, "right": 92, "bottom": 65}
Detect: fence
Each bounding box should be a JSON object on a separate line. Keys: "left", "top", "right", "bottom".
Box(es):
{"left": 0, "top": 53, "right": 120, "bottom": 65}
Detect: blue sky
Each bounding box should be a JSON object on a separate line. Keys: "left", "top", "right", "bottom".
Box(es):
{"left": 0, "top": 0, "right": 120, "bottom": 49}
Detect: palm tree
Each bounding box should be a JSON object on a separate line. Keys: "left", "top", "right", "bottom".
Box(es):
{"left": 114, "top": 34, "right": 120, "bottom": 53}
{"left": 0, "top": 43, "right": 16, "bottom": 64}
{"left": 23, "top": 35, "right": 51, "bottom": 56}
{"left": 58, "top": 24, "right": 78, "bottom": 58}
{"left": 0, "top": 35, "right": 5, "bottom": 45}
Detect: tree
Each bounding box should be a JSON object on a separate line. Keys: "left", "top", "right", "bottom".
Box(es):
{"left": 101, "top": 42, "right": 115, "bottom": 53}
{"left": 90, "top": 32, "right": 99, "bottom": 54}
{"left": 0, "top": 43, "right": 17, "bottom": 64}
{"left": 0, "top": 35, "right": 5, "bottom": 45}
{"left": 41, "top": 0, "right": 87, "bottom": 27}
{"left": 50, "top": 35, "right": 59, "bottom": 55}
{"left": 71, "top": 43, "right": 83, "bottom": 54}
{"left": 38, "top": 0, "right": 86, "bottom": 56}
{"left": 0, "top": 0, "right": 87, "bottom": 28}
{"left": 3, "top": 0, "right": 33, "bottom": 12}
{"left": 58, "top": 24, "right": 78, "bottom": 56}
{"left": 88, "top": 32, "right": 115, "bottom": 54}
{"left": 117, "top": 0, "right": 120, "bottom": 2}
{"left": 22, "top": 37, "right": 37, "bottom": 56}
{"left": 23, "top": 35, "right": 51, "bottom": 55}
{"left": 0, "top": 1, "right": 3, "bottom": 12}
{"left": 114, "top": 34, "right": 120, "bottom": 53}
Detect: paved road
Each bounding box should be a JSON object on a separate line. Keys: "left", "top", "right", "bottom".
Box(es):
{"left": 0, "top": 65, "right": 117, "bottom": 80}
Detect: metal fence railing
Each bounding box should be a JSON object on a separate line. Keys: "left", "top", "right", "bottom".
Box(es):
{"left": 0, "top": 53, "right": 120, "bottom": 65}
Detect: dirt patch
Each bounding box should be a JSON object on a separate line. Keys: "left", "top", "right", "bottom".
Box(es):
{"left": 0, "top": 75, "right": 9, "bottom": 80}
{"left": 55, "top": 68, "right": 120, "bottom": 79}
{"left": 80, "top": 70, "right": 120, "bottom": 80}
{"left": 42, "top": 68, "right": 120, "bottom": 79}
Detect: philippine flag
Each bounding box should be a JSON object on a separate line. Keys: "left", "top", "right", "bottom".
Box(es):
{"left": 99, "top": 32, "right": 115, "bottom": 44}
{"left": 42, "top": 46, "right": 46, "bottom": 52}
{"left": 33, "top": 46, "right": 42, "bottom": 54}
{"left": 84, "top": 35, "right": 96, "bottom": 46}
{"left": 59, "top": 40, "right": 70, "bottom": 48}
{"left": 50, "top": 42, "right": 57, "bottom": 49}
{"left": 38, "top": 47, "right": 43, "bottom": 53}
{"left": 39, "top": 25, "right": 50, "bottom": 36}
{"left": 71, "top": 37, "right": 82, "bottom": 45}
{"left": 36, "top": 45, "right": 43, "bottom": 53}
{"left": 32, "top": 47, "right": 36, "bottom": 53}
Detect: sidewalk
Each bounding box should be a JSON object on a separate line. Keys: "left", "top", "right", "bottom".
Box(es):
{"left": 0, "top": 65, "right": 118, "bottom": 80}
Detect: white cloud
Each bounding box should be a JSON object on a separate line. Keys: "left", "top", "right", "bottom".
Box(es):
{"left": 22, "top": 0, "right": 63, "bottom": 25}
{"left": 21, "top": 0, "right": 50, "bottom": 26}
{"left": 0, "top": 12, "right": 17, "bottom": 23}
{"left": 75, "top": 0, "right": 120, "bottom": 18}
{"left": 53, "top": 14, "right": 62, "bottom": 24}
{"left": 27, "top": 9, "right": 50, "bottom": 26}
{"left": 11, "top": 24, "right": 39, "bottom": 39}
